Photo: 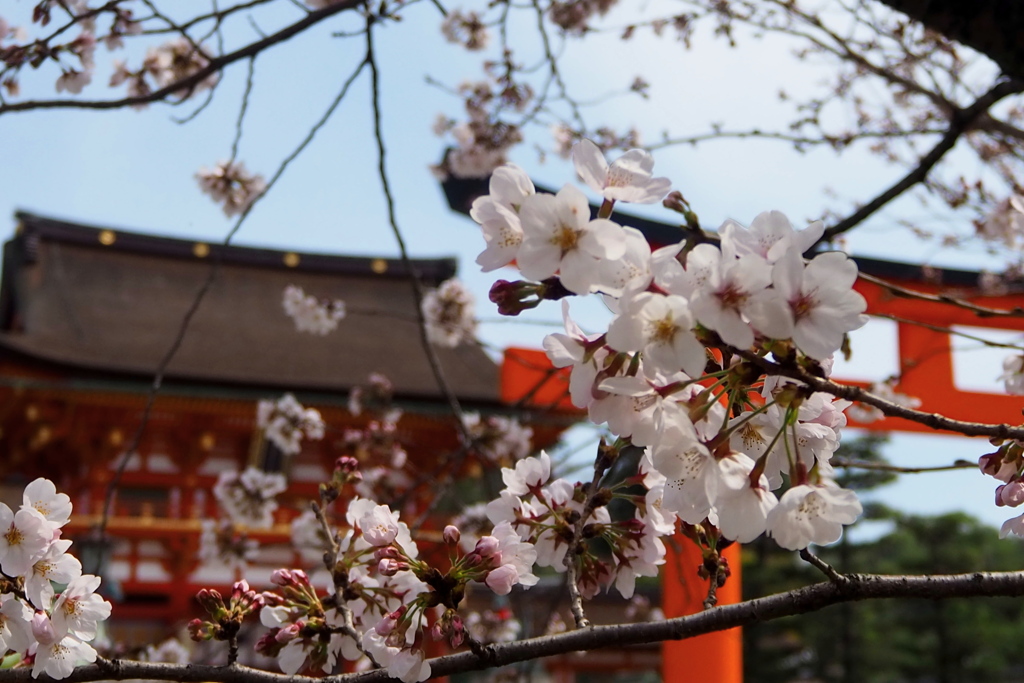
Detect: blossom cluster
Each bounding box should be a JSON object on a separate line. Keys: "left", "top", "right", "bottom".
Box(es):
{"left": 212, "top": 467, "right": 287, "bottom": 530}
{"left": 282, "top": 285, "right": 347, "bottom": 336}
{"left": 0, "top": 479, "right": 111, "bottom": 679}
{"left": 251, "top": 490, "right": 542, "bottom": 682}
{"left": 980, "top": 442, "right": 1024, "bottom": 538}
{"left": 257, "top": 393, "right": 326, "bottom": 456}
{"left": 462, "top": 412, "right": 533, "bottom": 465}
{"left": 470, "top": 139, "right": 870, "bottom": 553}
{"left": 431, "top": 79, "right": 527, "bottom": 179}
{"left": 422, "top": 278, "right": 478, "bottom": 348}
{"left": 196, "top": 160, "right": 267, "bottom": 217}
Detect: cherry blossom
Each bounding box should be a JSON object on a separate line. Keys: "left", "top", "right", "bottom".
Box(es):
{"left": 282, "top": 285, "right": 346, "bottom": 335}
{"left": 484, "top": 521, "right": 539, "bottom": 595}
{"left": 542, "top": 300, "right": 607, "bottom": 408}
{"left": 606, "top": 292, "right": 706, "bottom": 377}
{"left": 357, "top": 504, "right": 401, "bottom": 546}
{"left": 517, "top": 184, "right": 626, "bottom": 294}
{"left": 470, "top": 164, "right": 535, "bottom": 271}
{"left": 361, "top": 631, "right": 431, "bottom": 683}
{"left": 26, "top": 539, "right": 83, "bottom": 610}
{"left": 51, "top": 574, "right": 112, "bottom": 641}
{"left": 978, "top": 195, "right": 1024, "bottom": 248}
{"left": 712, "top": 453, "right": 778, "bottom": 543}
{"left": 771, "top": 249, "right": 869, "bottom": 361}
{"left": 720, "top": 211, "right": 824, "bottom": 263}
{"left": 999, "top": 354, "right": 1024, "bottom": 395}
{"left": 0, "top": 504, "right": 52, "bottom": 577}
{"left": 213, "top": 467, "right": 287, "bottom": 528}
{"left": 501, "top": 451, "right": 552, "bottom": 496}
{"left": 0, "top": 593, "right": 32, "bottom": 654}
{"left": 422, "top": 278, "right": 477, "bottom": 347}
{"left": 196, "top": 161, "right": 266, "bottom": 217}
{"left": 257, "top": 393, "right": 325, "bottom": 456}
{"left": 23, "top": 478, "right": 73, "bottom": 528}
{"left": 30, "top": 613, "right": 98, "bottom": 680}
{"left": 767, "top": 484, "right": 862, "bottom": 550}
{"left": 685, "top": 244, "right": 791, "bottom": 350}
{"left": 572, "top": 139, "right": 671, "bottom": 204}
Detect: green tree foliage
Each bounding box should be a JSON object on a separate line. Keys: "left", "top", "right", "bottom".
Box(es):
{"left": 744, "top": 436, "right": 1024, "bottom": 683}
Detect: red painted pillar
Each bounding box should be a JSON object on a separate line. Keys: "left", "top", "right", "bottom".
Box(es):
{"left": 662, "top": 541, "right": 743, "bottom": 682}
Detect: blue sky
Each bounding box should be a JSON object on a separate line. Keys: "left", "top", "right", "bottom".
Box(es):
{"left": 0, "top": 0, "right": 1019, "bottom": 535}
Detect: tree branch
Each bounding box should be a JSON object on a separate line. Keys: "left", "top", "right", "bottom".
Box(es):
{"left": 732, "top": 348, "right": 1024, "bottom": 441}
{"left": 820, "top": 76, "right": 1024, "bottom": 242}
{"left": 14, "top": 571, "right": 1024, "bottom": 683}
{"left": 872, "top": 0, "right": 1024, "bottom": 82}
{"left": 0, "top": 1, "right": 363, "bottom": 116}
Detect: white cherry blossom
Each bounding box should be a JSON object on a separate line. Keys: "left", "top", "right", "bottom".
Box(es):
{"left": 999, "top": 354, "right": 1024, "bottom": 395}
{"left": 543, "top": 301, "right": 607, "bottom": 408}
{"left": 592, "top": 226, "right": 655, "bottom": 297}
{"left": 767, "top": 484, "right": 862, "bottom": 550}
{"left": 712, "top": 453, "right": 778, "bottom": 543}
{"left": 0, "top": 504, "right": 52, "bottom": 577}
{"left": 361, "top": 631, "right": 431, "bottom": 683}
{"left": 772, "top": 249, "right": 868, "bottom": 361}
{"left": 51, "top": 575, "right": 111, "bottom": 642}
{"left": 282, "top": 285, "right": 345, "bottom": 335}
{"left": 685, "top": 244, "right": 792, "bottom": 349}
{"left": 26, "top": 539, "right": 82, "bottom": 610}
{"left": 606, "top": 292, "right": 706, "bottom": 378}
{"left": 0, "top": 593, "right": 32, "bottom": 654}
{"left": 518, "top": 184, "right": 626, "bottom": 294}
{"left": 485, "top": 521, "right": 539, "bottom": 595}
{"left": 23, "top": 478, "right": 73, "bottom": 528}
{"left": 572, "top": 138, "right": 671, "bottom": 204}
{"left": 470, "top": 164, "right": 534, "bottom": 271}
{"left": 422, "top": 278, "right": 477, "bottom": 347}
{"left": 501, "top": 451, "right": 552, "bottom": 496}
{"left": 720, "top": 211, "right": 824, "bottom": 263}
{"left": 31, "top": 618, "right": 98, "bottom": 680}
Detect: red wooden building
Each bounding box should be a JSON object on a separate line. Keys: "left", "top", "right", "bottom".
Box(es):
{"left": 0, "top": 211, "right": 576, "bottom": 649}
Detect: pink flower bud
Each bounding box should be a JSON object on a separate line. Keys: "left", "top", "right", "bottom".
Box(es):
{"left": 1001, "top": 481, "right": 1024, "bottom": 507}
{"left": 196, "top": 588, "right": 226, "bottom": 618}
{"left": 374, "top": 546, "right": 401, "bottom": 561}
{"left": 474, "top": 535, "right": 500, "bottom": 558}
{"left": 270, "top": 569, "right": 293, "bottom": 586}
{"left": 275, "top": 622, "right": 303, "bottom": 643}
{"left": 31, "top": 611, "right": 57, "bottom": 646}
{"left": 375, "top": 608, "right": 404, "bottom": 636}
{"left": 443, "top": 525, "right": 461, "bottom": 545}
{"left": 378, "top": 558, "right": 406, "bottom": 576}
{"left": 336, "top": 456, "right": 359, "bottom": 472}
{"left": 188, "top": 618, "right": 217, "bottom": 642}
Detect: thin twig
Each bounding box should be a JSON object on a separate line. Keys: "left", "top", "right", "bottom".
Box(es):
{"left": 365, "top": 15, "right": 472, "bottom": 449}
{"left": 831, "top": 457, "right": 977, "bottom": 474}
{"left": 97, "top": 56, "right": 368, "bottom": 544}
{"left": 799, "top": 548, "right": 849, "bottom": 585}
{"left": 228, "top": 57, "right": 258, "bottom": 164}
{"left": 732, "top": 348, "right": 1024, "bottom": 441}
{"left": 858, "top": 270, "right": 1024, "bottom": 320}
{"left": 0, "top": 1, "right": 364, "bottom": 115}
{"left": 820, "top": 77, "right": 1024, "bottom": 242}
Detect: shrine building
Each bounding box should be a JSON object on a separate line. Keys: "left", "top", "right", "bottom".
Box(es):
{"left": 0, "top": 211, "right": 575, "bottom": 648}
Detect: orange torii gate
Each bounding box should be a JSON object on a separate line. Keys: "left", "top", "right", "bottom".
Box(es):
{"left": 442, "top": 172, "right": 1024, "bottom": 680}
{"left": 496, "top": 257, "right": 1024, "bottom": 681}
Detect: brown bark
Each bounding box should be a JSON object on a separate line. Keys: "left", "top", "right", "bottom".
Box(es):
{"left": 873, "top": 0, "right": 1024, "bottom": 80}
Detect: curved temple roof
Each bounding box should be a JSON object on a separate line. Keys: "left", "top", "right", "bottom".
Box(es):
{"left": 0, "top": 212, "right": 500, "bottom": 402}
